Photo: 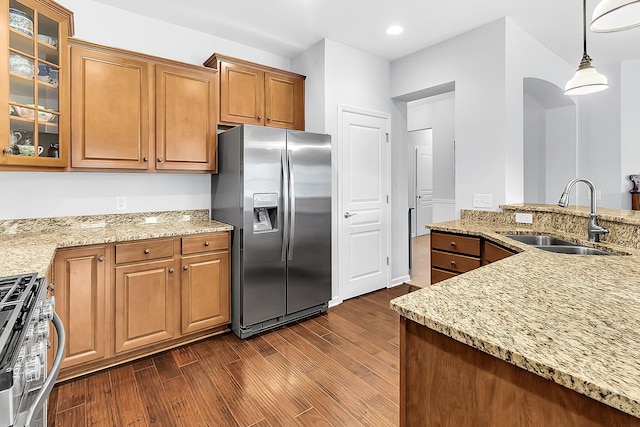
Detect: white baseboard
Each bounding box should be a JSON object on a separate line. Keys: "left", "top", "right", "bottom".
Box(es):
{"left": 391, "top": 275, "right": 411, "bottom": 287}
{"left": 328, "top": 296, "right": 343, "bottom": 308}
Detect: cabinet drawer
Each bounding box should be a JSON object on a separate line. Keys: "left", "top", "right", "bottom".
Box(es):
{"left": 182, "top": 233, "right": 229, "bottom": 255}
{"left": 431, "top": 268, "right": 459, "bottom": 284}
{"left": 483, "top": 241, "right": 516, "bottom": 265}
{"left": 115, "top": 239, "right": 175, "bottom": 264}
{"left": 431, "top": 250, "right": 480, "bottom": 274}
{"left": 431, "top": 232, "right": 481, "bottom": 256}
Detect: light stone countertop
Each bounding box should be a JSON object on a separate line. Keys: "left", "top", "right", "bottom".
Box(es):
{"left": 390, "top": 220, "right": 640, "bottom": 419}
{"left": 0, "top": 211, "right": 233, "bottom": 278}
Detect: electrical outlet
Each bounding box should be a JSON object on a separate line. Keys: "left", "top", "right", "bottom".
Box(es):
{"left": 515, "top": 213, "right": 533, "bottom": 224}
{"left": 115, "top": 196, "right": 127, "bottom": 211}
{"left": 472, "top": 194, "right": 492, "bottom": 208}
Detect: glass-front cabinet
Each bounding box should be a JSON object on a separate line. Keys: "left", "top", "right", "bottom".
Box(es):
{"left": 1, "top": 0, "right": 73, "bottom": 168}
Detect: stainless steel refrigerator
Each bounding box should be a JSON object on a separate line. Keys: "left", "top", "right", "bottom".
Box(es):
{"left": 211, "top": 125, "right": 332, "bottom": 339}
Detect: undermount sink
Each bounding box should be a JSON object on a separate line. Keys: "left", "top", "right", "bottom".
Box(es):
{"left": 503, "top": 234, "right": 614, "bottom": 255}
{"left": 535, "top": 246, "right": 612, "bottom": 256}
{"left": 504, "top": 234, "right": 577, "bottom": 246}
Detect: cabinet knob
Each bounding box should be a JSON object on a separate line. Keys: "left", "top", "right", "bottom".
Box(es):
{"left": 267, "top": 116, "right": 271, "bottom": 122}
{"left": 157, "top": 157, "right": 163, "bottom": 163}
{"left": 257, "top": 115, "right": 262, "bottom": 121}
{"left": 183, "top": 265, "right": 189, "bottom": 271}
{"left": 169, "top": 268, "right": 174, "bottom": 273}
{"left": 450, "top": 241, "right": 457, "bottom": 247}
{"left": 143, "top": 157, "right": 149, "bottom": 162}
{"left": 2, "top": 147, "right": 12, "bottom": 155}
{"left": 98, "top": 256, "right": 105, "bottom": 262}
{"left": 144, "top": 249, "right": 150, "bottom": 254}
{"left": 450, "top": 260, "right": 457, "bottom": 267}
{"left": 204, "top": 241, "right": 210, "bottom": 247}
{"left": 47, "top": 284, "right": 55, "bottom": 292}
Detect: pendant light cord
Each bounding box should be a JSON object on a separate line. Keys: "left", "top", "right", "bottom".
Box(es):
{"left": 580, "top": 0, "right": 592, "bottom": 67}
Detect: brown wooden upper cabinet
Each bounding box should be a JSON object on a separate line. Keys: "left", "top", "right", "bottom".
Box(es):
{"left": 70, "top": 39, "right": 218, "bottom": 172}
{"left": 1, "top": 0, "right": 73, "bottom": 169}
{"left": 204, "top": 54, "right": 305, "bottom": 130}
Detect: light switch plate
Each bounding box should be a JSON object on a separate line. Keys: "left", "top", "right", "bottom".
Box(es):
{"left": 515, "top": 213, "right": 533, "bottom": 224}
{"left": 472, "top": 193, "right": 492, "bottom": 208}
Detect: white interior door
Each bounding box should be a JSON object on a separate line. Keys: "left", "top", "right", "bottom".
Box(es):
{"left": 340, "top": 109, "right": 389, "bottom": 300}
{"left": 416, "top": 146, "right": 433, "bottom": 236}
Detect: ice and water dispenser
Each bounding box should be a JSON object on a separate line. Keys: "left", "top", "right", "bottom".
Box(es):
{"left": 252, "top": 193, "right": 278, "bottom": 232}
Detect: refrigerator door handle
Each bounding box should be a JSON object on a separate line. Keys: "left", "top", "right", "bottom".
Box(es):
{"left": 287, "top": 150, "right": 296, "bottom": 261}
{"left": 281, "top": 150, "right": 289, "bottom": 262}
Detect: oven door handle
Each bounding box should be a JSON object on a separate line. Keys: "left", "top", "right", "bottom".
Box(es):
{"left": 24, "top": 312, "right": 66, "bottom": 426}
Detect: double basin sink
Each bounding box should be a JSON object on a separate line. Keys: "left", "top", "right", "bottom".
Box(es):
{"left": 504, "top": 234, "right": 613, "bottom": 255}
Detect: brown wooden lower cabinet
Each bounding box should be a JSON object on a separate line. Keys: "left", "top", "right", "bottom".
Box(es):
{"left": 430, "top": 231, "right": 517, "bottom": 284}
{"left": 181, "top": 251, "right": 230, "bottom": 334}
{"left": 53, "top": 245, "right": 108, "bottom": 369}
{"left": 400, "top": 317, "right": 640, "bottom": 427}
{"left": 52, "top": 232, "right": 230, "bottom": 381}
{"left": 114, "top": 258, "right": 178, "bottom": 354}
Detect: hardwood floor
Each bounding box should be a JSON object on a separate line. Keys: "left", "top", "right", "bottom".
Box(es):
{"left": 48, "top": 285, "right": 414, "bottom": 426}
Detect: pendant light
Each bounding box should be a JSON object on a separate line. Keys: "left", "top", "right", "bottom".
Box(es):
{"left": 565, "top": 0, "right": 609, "bottom": 96}
{"left": 591, "top": 0, "right": 640, "bottom": 32}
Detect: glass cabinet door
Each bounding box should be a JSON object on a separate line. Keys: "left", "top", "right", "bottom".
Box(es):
{"left": 4, "top": 0, "right": 70, "bottom": 167}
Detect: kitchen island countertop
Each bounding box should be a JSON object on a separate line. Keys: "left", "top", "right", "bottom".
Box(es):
{"left": 390, "top": 220, "right": 640, "bottom": 418}
{"left": 0, "top": 210, "right": 232, "bottom": 278}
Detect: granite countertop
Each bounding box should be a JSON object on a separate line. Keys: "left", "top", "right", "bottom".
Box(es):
{"left": 390, "top": 220, "right": 640, "bottom": 418}
{"left": 0, "top": 210, "right": 233, "bottom": 278}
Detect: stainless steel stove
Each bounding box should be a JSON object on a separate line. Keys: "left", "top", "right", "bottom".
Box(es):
{"left": 0, "top": 273, "right": 65, "bottom": 427}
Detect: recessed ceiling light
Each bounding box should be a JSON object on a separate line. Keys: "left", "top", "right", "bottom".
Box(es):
{"left": 386, "top": 25, "right": 404, "bottom": 36}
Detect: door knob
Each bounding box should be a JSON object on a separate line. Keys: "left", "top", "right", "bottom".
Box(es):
{"left": 344, "top": 212, "right": 357, "bottom": 218}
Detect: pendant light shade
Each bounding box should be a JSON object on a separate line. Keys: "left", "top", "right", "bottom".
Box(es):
{"left": 565, "top": 0, "right": 609, "bottom": 96}
{"left": 591, "top": 0, "right": 640, "bottom": 32}
{"left": 564, "top": 56, "right": 609, "bottom": 95}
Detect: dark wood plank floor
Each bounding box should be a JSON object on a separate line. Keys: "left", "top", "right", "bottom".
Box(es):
{"left": 48, "top": 284, "right": 415, "bottom": 426}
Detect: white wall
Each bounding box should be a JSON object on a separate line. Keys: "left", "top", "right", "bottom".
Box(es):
{"left": 392, "top": 20, "right": 507, "bottom": 213}
{"left": 504, "top": 19, "right": 575, "bottom": 204}
{"left": 523, "top": 93, "right": 546, "bottom": 203}
{"left": 1, "top": 0, "right": 293, "bottom": 220}
{"left": 621, "top": 61, "right": 640, "bottom": 209}
{"left": 291, "top": 41, "right": 325, "bottom": 134}
{"left": 576, "top": 62, "right": 622, "bottom": 208}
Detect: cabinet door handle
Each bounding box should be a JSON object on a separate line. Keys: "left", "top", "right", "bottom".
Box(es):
{"left": 450, "top": 260, "right": 457, "bottom": 267}
{"left": 143, "top": 157, "right": 148, "bottom": 162}
{"left": 183, "top": 265, "right": 189, "bottom": 271}
{"left": 157, "top": 157, "right": 163, "bottom": 163}
{"left": 257, "top": 115, "right": 262, "bottom": 121}
{"left": 98, "top": 256, "right": 105, "bottom": 262}
{"left": 204, "top": 241, "right": 210, "bottom": 247}
{"left": 169, "top": 268, "right": 174, "bottom": 273}
{"left": 144, "top": 249, "right": 150, "bottom": 254}
{"left": 450, "top": 241, "right": 457, "bottom": 247}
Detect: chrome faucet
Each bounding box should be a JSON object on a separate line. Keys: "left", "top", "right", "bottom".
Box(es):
{"left": 557, "top": 178, "right": 608, "bottom": 242}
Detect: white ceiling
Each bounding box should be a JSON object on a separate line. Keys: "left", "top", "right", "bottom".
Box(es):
{"left": 90, "top": 0, "right": 640, "bottom": 66}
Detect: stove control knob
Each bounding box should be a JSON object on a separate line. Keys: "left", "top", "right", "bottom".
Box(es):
{"left": 12, "top": 361, "right": 24, "bottom": 394}
{"left": 24, "top": 355, "right": 42, "bottom": 382}
{"left": 35, "top": 322, "right": 50, "bottom": 341}
{"left": 40, "top": 297, "right": 55, "bottom": 321}
{"left": 32, "top": 340, "right": 47, "bottom": 364}
{"left": 24, "top": 323, "right": 35, "bottom": 344}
